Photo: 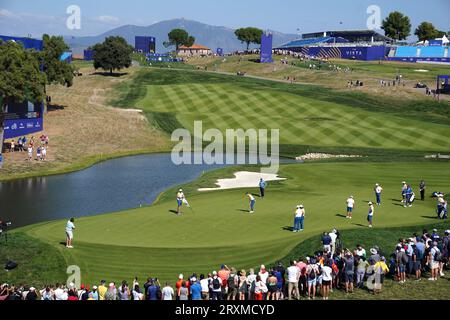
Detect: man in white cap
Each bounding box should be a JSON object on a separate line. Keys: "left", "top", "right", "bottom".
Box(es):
{"left": 374, "top": 184, "right": 383, "bottom": 206}
{"left": 368, "top": 202, "right": 375, "bottom": 228}
{"left": 346, "top": 196, "right": 355, "bottom": 219}
{"left": 329, "top": 229, "right": 338, "bottom": 257}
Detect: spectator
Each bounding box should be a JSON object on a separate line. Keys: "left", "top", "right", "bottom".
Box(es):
{"left": 238, "top": 270, "right": 248, "bottom": 301}
{"left": 161, "top": 283, "right": 174, "bottom": 301}
{"left": 286, "top": 261, "right": 300, "bottom": 300}
{"left": 190, "top": 278, "right": 202, "bottom": 301}
{"left": 98, "top": 280, "right": 107, "bottom": 300}
{"left": 179, "top": 281, "right": 189, "bottom": 301}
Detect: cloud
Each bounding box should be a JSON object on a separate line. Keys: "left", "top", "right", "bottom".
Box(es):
{"left": 0, "top": 8, "right": 16, "bottom": 18}
{"left": 96, "top": 15, "right": 120, "bottom": 25}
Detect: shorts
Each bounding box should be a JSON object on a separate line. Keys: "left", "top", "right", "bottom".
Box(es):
{"left": 66, "top": 231, "right": 73, "bottom": 240}
{"left": 308, "top": 279, "right": 317, "bottom": 286}
{"left": 413, "top": 261, "right": 421, "bottom": 271}
{"left": 323, "top": 245, "right": 331, "bottom": 252}
{"left": 398, "top": 265, "right": 405, "bottom": 273}
{"left": 177, "top": 199, "right": 183, "bottom": 207}
{"left": 347, "top": 207, "right": 353, "bottom": 212}
{"left": 344, "top": 272, "right": 354, "bottom": 283}
{"left": 322, "top": 280, "right": 331, "bottom": 286}
{"left": 268, "top": 285, "right": 277, "bottom": 293}
{"left": 431, "top": 261, "right": 439, "bottom": 270}
{"left": 367, "top": 215, "right": 373, "bottom": 222}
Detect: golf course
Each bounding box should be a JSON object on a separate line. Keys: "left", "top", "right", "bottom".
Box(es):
{"left": 3, "top": 60, "right": 450, "bottom": 300}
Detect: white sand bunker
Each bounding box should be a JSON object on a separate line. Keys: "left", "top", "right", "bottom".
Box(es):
{"left": 414, "top": 69, "right": 429, "bottom": 72}
{"left": 199, "top": 171, "right": 286, "bottom": 192}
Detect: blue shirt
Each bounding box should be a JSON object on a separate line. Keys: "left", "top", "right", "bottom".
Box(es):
{"left": 322, "top": 235, "right": 332, "bottom": 245}
{"left": 259, "top": 180, "right": 266, "bottom": 189}
{"left": 415, "top": 242, "right": 425, "bottom": 259}
{"left": 147, "top": 285, "right": 159, "bottom": 300}
{"left": 190, "top": 283, "right": 202, "bottom": 300}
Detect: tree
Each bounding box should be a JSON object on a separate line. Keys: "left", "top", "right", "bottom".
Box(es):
{"left": 92, "top": 36, "right": 133, "bottom": 74}
{"left": 41, "top": 34, "right": 74, "bottom": 88}
{"left": 235, "top": 27, "right": 263, "bottom": 51}
{"left": 165, "top": 29, "right": 195, "bottom": 50}
{"left": 0, "top": 40, "right": 46, "bottom": 152}
{"left": 381, "top": 11, "right": 411, "bottom": 41}
{"left": 414, "top": 22, "right": 439, "bottom": 41}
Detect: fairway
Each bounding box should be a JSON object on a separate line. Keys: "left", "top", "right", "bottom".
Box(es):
{"left": 20, "top": 161, "right": 450, "bottom": 285}
{"left": 113, "top": 68, "right": 450, "bottom": 152}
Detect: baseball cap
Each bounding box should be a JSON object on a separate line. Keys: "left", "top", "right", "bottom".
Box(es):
{"left": 433, "top": 229, "right": 438, "bottom": 232}
{"left": 368, "top": 202, "right": 373, "bottom": 205}
{"left": 191, "top": 277, "right": 197, "bottom": 282}
{"left": 179, "top": 274, "right": 184, "bottom": 280}
{"left": 29, "top": 287, "right": 36, "bottom": 291}
{"left": 93, "top": 286, "right": 98, "bottom": 290}
{"left": 212, "top": 271, "right": 217, "bottom": 276}
{"left": 445, "top": 230, "right": 450, "bottom": 234}
{"left": 80, "top": 284, "right": 85, "bottom": 290}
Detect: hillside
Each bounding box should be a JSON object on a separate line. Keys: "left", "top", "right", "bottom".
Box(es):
{"left": 65, "top": 18, "right": 297, "bottom": 54}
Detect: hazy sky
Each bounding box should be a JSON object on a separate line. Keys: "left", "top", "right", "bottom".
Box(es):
{"left": 0, "top": 0, "right": 449, "bottom": 38}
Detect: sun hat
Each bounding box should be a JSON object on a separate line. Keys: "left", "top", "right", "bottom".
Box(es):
{"left": 212, "top": 271, "right": 217, "bottom": 276}
{"left": 370, "top": 248, "right": 378, "bottom": 255}
{"left": 29, "top": 287, "right": 36, "bottom": 291}
{"left": 179, "top": 274, "right": 184, "bottom": 280}
{"left": 433, "top": 229, "right": 438, "bottom": 232}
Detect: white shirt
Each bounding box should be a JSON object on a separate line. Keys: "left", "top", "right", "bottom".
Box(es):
{"left": 295, "top": 208, "right": 305, "bottom": 218}
{"left": 200, "top": 279, "right": 209, "bottom": 293}
{"left": 66, "top": 220, "right": 75, "bottom": 233}
{"left": 329, "top": 232, "right": 337, "bottom": 244}
{"left": 375, "top": 186, "right": 383, "bottom": 194}
{"left": 347, "top": 198, "right": 355, "bottom": 208}
{"left": 287, "top": 266, "right": 300, "bottom": 283}
{"left": 368, "top": 205, "right": 374, "bottom": 216}
{"left": 246, "top": 274, "right": 257, "bottom": 286}
{"left": 356, "top": 248, "right": 366, "bottom": 257}
{"left": 162, "top": 286, "right": 174, "bottom": 300}
{"left": 259, "top": 271, "right": 269, "bottom": 284}
{"left": 54, "top": 288, "right": 68, "bottom": 301}
{"left": 248, "top": 194, "right": 255, "bottom": 201}
{"left": 322, "top": 266, "right": 333, "bottom": 281}
{"left": 28, "top": 147, "right": 33, "bottom": 154}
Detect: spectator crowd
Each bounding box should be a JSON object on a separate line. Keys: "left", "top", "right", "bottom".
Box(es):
{"left": 1, "top": 228, "right": 448, "bottom": 301}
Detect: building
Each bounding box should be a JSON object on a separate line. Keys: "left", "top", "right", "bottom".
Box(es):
{"left": 302, "top": 30, "right": 393, "bottom": 44}
{"left": 177, "top": 44, "right": 212, "bottom": 57}
{"left": 276, "top": 30, "right": 393, "bottom": 61}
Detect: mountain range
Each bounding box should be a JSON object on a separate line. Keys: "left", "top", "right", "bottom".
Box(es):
{"left": 65, "top": 18, "right": 298, "bottom": 54}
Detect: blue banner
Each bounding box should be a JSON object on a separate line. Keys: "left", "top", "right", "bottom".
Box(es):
{"left": 3, "top": 117, "right": 43, "bottom": 139}
{"left": 260, "top": 33, "right": 274, "bottom": 63}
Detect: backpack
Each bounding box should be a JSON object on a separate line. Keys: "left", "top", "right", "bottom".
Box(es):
{"left": 433, "top": 249, "right": 442, "bottom": 262}
{"left": 212, "top": 278, "right": 221, "bottom": 290}
{"left": 308, "top": 266, "right": 316, "bottom": 280}
{"left": 227, "top": 275, "right": 236, "bottom": 289}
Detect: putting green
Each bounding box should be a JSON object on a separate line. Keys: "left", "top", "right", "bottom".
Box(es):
{"left": 22, "top": 162, "right": 450, "bottom": 284}
{"left": 114, "top": 69, "right": 450, "bottom": 152}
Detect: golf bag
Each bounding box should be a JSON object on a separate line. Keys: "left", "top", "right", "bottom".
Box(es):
{"left": 182, "top": 199, "right": 190, "bottom": 207}
{"left": 409, "top": 194, "right": 415, "bottom": 203}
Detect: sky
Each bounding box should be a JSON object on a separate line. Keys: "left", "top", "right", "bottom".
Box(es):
{"left": 0, "top": 0, "right": 449, "bottom": 39}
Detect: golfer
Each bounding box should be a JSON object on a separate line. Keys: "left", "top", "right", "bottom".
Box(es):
{"left": 367, "top": 202, "right": 374, "bottom": 228}
{"left": 346, "top": 196, "right": 355, "bottom": 219}
{"left": 66, "top": 218, "right": 75, "bottom": 249}
{"left": 374, "top": 184, "right": 383, "bottom": 206}
{"left": 176, "top": 189, "right": 185, "bottom": 215}
{"left": 401, "top": 182, "right": 407, "bottom": 203}
{"left": 246, "top": 193, "right": 256, "bottom": 214}
{"left": 293, "top": 205, "right": 305, "bottom": 233}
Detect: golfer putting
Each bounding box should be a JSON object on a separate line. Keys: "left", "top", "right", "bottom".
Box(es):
{"left": 176, "top": 189, "right": 191, "bottom": 215}
{"left": 246, "top": 192, "right": 256, "bottom": 213}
